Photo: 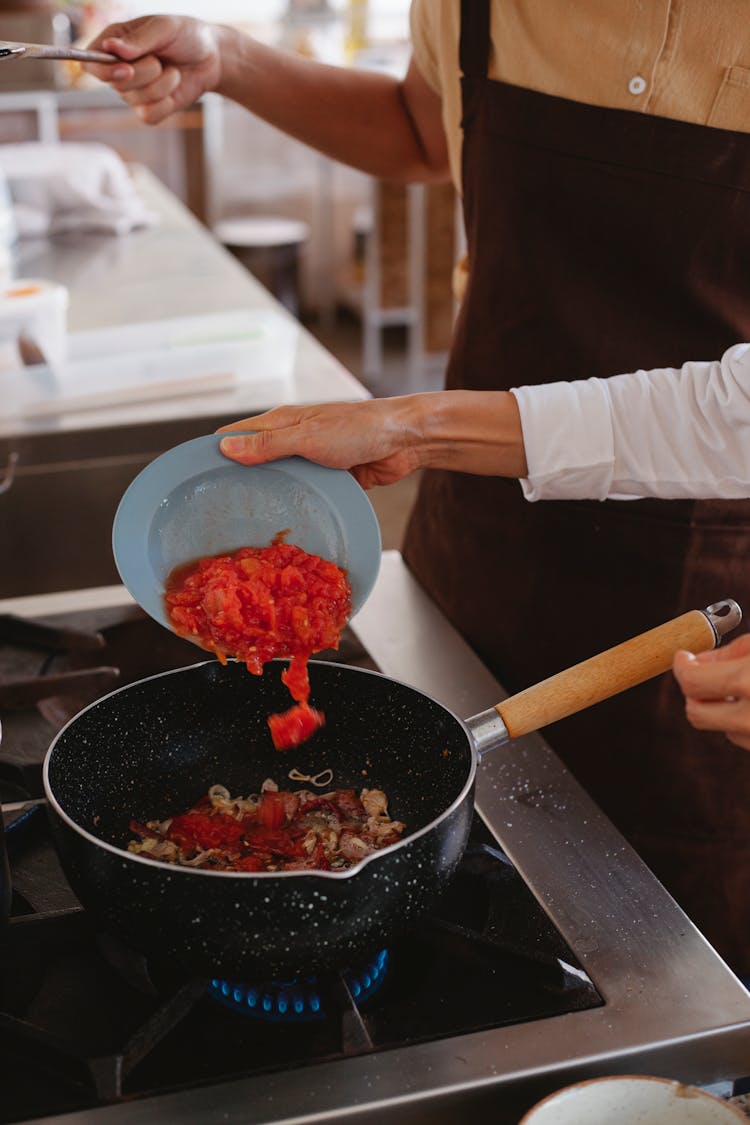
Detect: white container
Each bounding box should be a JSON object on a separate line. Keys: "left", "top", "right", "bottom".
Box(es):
{"left": 519, "top": 1075, "right": 748, "bottom": 1125}
{"left": 0, "top": 278, "right": 69, "bottom": 368}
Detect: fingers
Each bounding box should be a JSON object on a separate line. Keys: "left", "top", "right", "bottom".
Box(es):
{"left": 684, "top": 697, "right": 750, "bottom": 750}
{"left": 111, "top": 61, "right": 182, "bottom": 124}
{"left": 673, "top": 639, "right": 750, "bottom": 702}
{"left": 108, "top": 53, "right": 164, "bottom": 92}
{"left": 220, "top": 428, "right": 303, "bottom": 466}
{"left": 673, "top": 632, "right": 750, "bottom": 751}
{"left": 351, "top": 465, "right": 379, "bottom": 490}
{"left": 672, "top": 650, "right": 727, "bottom": 701}
{"left": 217, "top": 408, "right": 304, "bottom": 464}
{"left": 83, "top": 41, "right": 170, "bottom": 117}
{"left": 216, "top": 407, "right": 302, "bottom": 436}
{"left": 84, "top": 26, "right": 181, "bottom": 123}
{"left": 120, "top": 66, "right": 182, "bottom": 124}
{"left": 84, "top": 59, "right": 134, "bottom": 84}
{"left": 693, "top": 632, "right": 750, "bottom": 664}
{"left": 216, "top": 400, "right": 421, "bottom": 480}
{"left": 684, "top": 694, "right": 750, "bottom": 731}
{"left": 81, "top": 16, "right": 204, "bottom": 121}
{"left": 101, "top": 34, "right": 150, "bottom": 62}
{"left": 100, "top": 17, "right": 179, "bottom": 60}
{"left": 218, "top": 405, "right": 363, "bottom": 469}
{"left": 83, "top": 18, "right": 160, "bottom": 81}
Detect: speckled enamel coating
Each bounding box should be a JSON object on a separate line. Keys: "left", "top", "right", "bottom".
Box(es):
{"left": 43, "top": 660, "right": 476, "bottom": 979}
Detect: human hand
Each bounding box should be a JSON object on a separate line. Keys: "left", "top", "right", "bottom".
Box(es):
{"left": 673, "top": 633, "right": 750, "bottom": 751}
{"left": 82, "top": 16, "right": 222, "bottom": 124}
{"left": 217, "top": 398, "right": 426, "bottom": 490}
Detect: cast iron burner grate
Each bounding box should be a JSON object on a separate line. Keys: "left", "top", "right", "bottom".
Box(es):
{"left": 0, "top": 612, "right": 119, "bottom": 710}
{"left": 0, "top": 606, "right": 375, "bottom": 805}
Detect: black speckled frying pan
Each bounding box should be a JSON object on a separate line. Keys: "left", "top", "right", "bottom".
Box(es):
{"left": 42, "top": 599, "right": 739, "bottom": 980}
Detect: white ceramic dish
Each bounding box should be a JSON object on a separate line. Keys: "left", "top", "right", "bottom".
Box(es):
{"left": 519, "top": 1075, "right": 748, "bottom": 1124}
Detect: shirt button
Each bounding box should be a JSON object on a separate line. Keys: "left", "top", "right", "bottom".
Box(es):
{"left": 628, "top": 75, "right": 647, "bottom": 96}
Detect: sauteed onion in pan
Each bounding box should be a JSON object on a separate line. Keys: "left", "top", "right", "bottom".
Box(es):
{"left": 128, "top": 778, "right": 405, "bottom": 873}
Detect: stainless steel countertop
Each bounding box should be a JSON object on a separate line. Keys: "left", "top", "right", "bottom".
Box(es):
{"left": 4, "top": 165, "right": 366, "bottom": 439}
{"left": 4, "top": 551, "right": 750, "bottom": 1125}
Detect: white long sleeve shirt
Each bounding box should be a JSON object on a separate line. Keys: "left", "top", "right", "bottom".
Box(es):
{"left": 511, "top": 344, "right": 750, "bottom": 502}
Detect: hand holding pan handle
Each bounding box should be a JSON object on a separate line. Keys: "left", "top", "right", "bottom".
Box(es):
{"left": 467, "top": 599, "right": 742, "bottom": 757}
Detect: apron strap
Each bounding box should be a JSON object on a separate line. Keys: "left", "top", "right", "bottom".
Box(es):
{"left": 460, "top": 0, "right": 490, "bottom": 78}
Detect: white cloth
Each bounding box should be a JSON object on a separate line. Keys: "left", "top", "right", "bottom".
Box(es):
{"left": 0, "top": 142, "right": 157, "bottom": 237}
{"left": 512, "top": 343, "right": 750, "bottom": 501}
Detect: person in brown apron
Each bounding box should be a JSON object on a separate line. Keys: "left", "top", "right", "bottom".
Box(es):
{"left": 85, "top": 3, "right": 750, "bottom": 976}
{"left": 402, "top": 0, "right": 750, "bottom": 975}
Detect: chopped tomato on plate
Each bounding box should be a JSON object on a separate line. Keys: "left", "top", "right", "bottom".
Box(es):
{"left": 164, "top": 538, "right": 350, "bottom": 748}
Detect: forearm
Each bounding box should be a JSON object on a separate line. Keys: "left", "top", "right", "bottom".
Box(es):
{"left": 414, "top": 390, "right": 528, "bottom": 476}
{"left": 85, "top": 16, "right": 449, "bottom": 181}
{"left": 219, "top": 341, "right": 750, "bottom": 501}
{"left": 218, "top": 390, "right": 527, "bottom": 491}
{"left": 214, "top": 27, "right": 446, "bottom": 182}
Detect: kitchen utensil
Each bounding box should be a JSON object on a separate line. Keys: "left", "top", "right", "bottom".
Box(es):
{"left": 0, "top": 452, "right": 18, "bottom": 496}
{"left": 519, "top": 1075, "right": 748, "bottom": 1124}
{"left": 0, "top": 41, "right": 117, "bottom": 64}
{"left": 19, "top": 368, "right": 238, "bottom": 417}
{"left": 43, "top": 598, "right": 740, "bottom": 980}
{"left": 7, "top": 308, "right": 297, "bottom": 419}
{"left": 17, "top": 330, "right": 46, "bottom": 367}
{"left": 111, "top": 433, "right": 382, "bottom": 626}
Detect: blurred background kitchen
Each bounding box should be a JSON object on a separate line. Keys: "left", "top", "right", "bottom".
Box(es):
{"left": 0, "top": 0, "right": 462, "bottom": 594}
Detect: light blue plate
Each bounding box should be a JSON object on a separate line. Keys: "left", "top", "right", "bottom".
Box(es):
{"left": 112, "top": 434, "right": 382, "bottom": 637}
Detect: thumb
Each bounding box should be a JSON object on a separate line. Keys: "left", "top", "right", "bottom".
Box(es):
{"left": 220, "top": 431, "right": 292, "bottom": 466}
{"left": 672, "top": 649, "right": 696, "bottom": 680}
{"left": 100, "top": 18, "right": 167, "bottom": 60}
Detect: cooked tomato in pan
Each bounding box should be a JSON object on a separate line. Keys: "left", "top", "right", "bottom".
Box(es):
{"left": 128, "top": 779, "right": 405, "bottom": 872}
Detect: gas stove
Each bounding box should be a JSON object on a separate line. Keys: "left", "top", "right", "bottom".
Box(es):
{"left": 1, "top": 552, "right": 749, "bottom": 1125}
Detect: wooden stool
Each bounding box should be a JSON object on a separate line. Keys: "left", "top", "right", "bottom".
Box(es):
{"left": 213, "top": 216, "right": 310, "bottom": 318}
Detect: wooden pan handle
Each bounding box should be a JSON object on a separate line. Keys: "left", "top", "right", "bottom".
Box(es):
{"left": 495, "top": 603, "right": 740, "bottom": 740}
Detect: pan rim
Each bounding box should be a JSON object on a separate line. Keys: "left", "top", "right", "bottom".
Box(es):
{"left": 42, "top": 658, "right": 478, "bottom": 883}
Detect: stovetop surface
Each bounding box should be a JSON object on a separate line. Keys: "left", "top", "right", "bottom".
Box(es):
{"left": 2, "top": 813, "right": 601, "bottom": 1123}
{"left": 0, "top": 606, "right": 601, "bottom": 1124}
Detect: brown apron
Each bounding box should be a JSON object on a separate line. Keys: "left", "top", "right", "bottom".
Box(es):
{"left": 403, "top": 0, "right": 750, "bottom": 974}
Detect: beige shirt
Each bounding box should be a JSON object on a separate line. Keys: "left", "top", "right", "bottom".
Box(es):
{"left": 410, "top": 0, "right": 750, "bottom": 190}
